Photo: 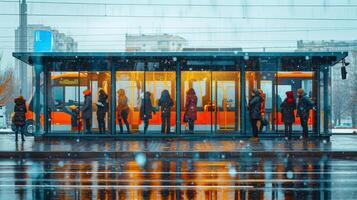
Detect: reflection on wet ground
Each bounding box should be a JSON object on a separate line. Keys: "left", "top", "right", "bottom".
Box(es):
{"left": 0, "top": 155, "right": 357, "bottom": 200}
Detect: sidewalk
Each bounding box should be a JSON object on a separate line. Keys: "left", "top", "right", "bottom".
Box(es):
{"left": 0, "top": 134, "right": 357, "bottom": 159}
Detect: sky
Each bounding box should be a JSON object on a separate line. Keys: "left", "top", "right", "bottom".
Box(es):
{"left": 1, "top": 0, "right": 357, "bottom": 68}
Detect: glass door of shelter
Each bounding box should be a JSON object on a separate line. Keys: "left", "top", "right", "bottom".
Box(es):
{"left": 212, "top": 72, "right": 240, "bottom": 133}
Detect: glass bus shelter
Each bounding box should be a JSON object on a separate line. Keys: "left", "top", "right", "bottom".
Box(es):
{"left": 13, "top": 52, "right": 347, "bottom": 137}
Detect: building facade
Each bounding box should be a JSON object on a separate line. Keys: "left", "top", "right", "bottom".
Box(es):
{"left": 125, "top": 34, "right": 187, "bottom": 52}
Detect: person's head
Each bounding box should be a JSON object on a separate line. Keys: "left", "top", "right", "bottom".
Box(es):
{"left": 187, "top": 88, "right": 196, "bottom": 96}
{"left": 297, "top": 88, "right": 304, "bottom": 97}
{"left": 68, "top": 105, "right": 78, "bottom": 111}
{"left": 83, "top": 89, "right": 91, "bottom": 96}
{"left": 117, "top": 89, "right": 125, "bottom": 97}
{"left": 286, "top": 91, "right": 294, "bottom": 98}
{"left": 145, "top": 91, "right": 151, "bottom": 98}
{"left": 161, "top": 89, "right": 170, "bottom": 98}
{"left": 14, "top": 96, "right": 25, "bottom": 104}
{"left": 98, "top": 88, "right": 106, "bottom": 96}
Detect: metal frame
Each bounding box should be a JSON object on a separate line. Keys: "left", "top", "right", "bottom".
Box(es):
{"left": 13, "top": 51, "right": 348, "bottom": 137}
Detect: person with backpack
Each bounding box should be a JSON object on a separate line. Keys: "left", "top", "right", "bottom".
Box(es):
{"left": 248, "top": 89, "right": 263, "bottom": 138}
{"left": 96, "top": 89, "right": 108, "bottom": 134}
{"left": 158, "top": 90, "right": 174, "bottom": 134}
{"left": 297, "top": 88, "right": 314, "bottom": 138}
{"left": 280, "top": 91, "right": 296, "bottom": 139}
{"left": 13, "top": 96, "right": 27, "bottom": 142}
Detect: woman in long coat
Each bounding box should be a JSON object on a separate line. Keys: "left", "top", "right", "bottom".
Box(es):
{"left": 140, "top": 91, "right": 155, "bottom": 132}
{"left": 248, "top": 89, "right": 263, "bottom": 137}
{"left": 185, "top": 88, "right": 198, "bottom": 133}
{"left": 280, "top": 91, "right": 296, "bottom": 139}
{"left": 13, "top": 96, "right": 27, "bottom": 141}
{"left": 117, "top": 89, "right": 130, "bottom": 133}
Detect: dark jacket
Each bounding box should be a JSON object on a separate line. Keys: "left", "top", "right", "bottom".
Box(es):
{"left": 81, "top": 95, "right": 92, "bottom": 120}
{"left": 140, "top": 92, "right": 154, "bottom": 120}
{"left": 13, "top": 97, "right": 27, "bottom": 126}
{"left": 281, "top": 101, "right": 296, "bottom": 124}
{"left": 297, "top": 92, "right": 314, "bottom": 119}
{"left": 97, "top": 91, "right": 108, "bottom": 118}
{"left": 185, "top": 88, "right": 198, "bottom": 120}
{"left": 248, "top": 90, "right": 263, "bottom": 120}
{"left": 158, "top": 90, "right": 173, "bottom": 117}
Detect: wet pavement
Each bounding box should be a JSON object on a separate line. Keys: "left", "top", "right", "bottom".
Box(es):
{"left": 0, "top": 135, "right": 356, "bottom": 199}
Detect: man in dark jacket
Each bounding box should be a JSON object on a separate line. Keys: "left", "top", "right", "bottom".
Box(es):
{"left": 13, "top": 96, "right": 27, "bottom": 141}
{"left": 96, "top": 89, "right": 108, "bottom": 134}
{"left": 297, "top": 88, "right": 314, "bottom": 138}
{"left": 140, "top": 91, "right": 155, "bottom": 133}
{"left": 81, "top": 89, "right": 92, "bottom": 134}
{"left": 248, "top": 89, "right": 263, "bottom": 137}
{"left": 158, "top": 90, "right": 174, "bottom": 134}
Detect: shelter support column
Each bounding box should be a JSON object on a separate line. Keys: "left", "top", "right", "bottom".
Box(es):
{"left": 111, "top": 64, "right": 116, "bottom": 134}
{"left": 175, "top": 59, "right": 181, "bottom": 135}
{"left": 323, "top": 66, "right": 329, "bottom": 135}
{"left": 240, "top": 63, "right": 246, "bottom": 134}
{"left": 34, "top": 61, "right": 43, "bottom": 135}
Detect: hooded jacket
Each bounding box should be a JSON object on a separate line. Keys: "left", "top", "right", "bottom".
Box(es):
{"left": 81, "top": 90, "right": 92, "bottom": 120}
{"left": 248, "top": 89, "right": 263, "bottom": 120}
{"left": 280, "top": 91, "right": 296, "bottom": 123}
{"left": 158, "top": 90, "right": 173, "bottom": 117}
{"left": 185, "top": 88, "right": 198, "bottom": 120}
{"left": 97, "top": 90, "right": 108, "bottom": 117}
{"left": 297, "top": 92, "right": 314, "bottom": 119}
{"left": 13, "top": 96, "right": 27, "bottom": 126}
{"left": 140, "top": 92, "right": 154, "bottom": 120}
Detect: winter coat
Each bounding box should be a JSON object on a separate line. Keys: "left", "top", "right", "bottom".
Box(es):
{"left": 258, "top": 89, "right": 266, "bottom": 118}
{"left": 140, "top": 92, "right": 154, "bottom": 120}
{"left": 185, "top": 88, "right": 198, "bottom": 120}
{"left": 158, "top": 90, "right": 173, "bottom": 117}
{"left": 97, "top": 91, "right": 108, "bottom": 118}
{"left": 297, "top": 92, "right": 314, "bottom": 120}
{"left": 81, "top": 95, "right": 92, "bottom": 120}
{"left": 248, "top": 90, "right": 263, "bottom": 120}
{"left": 280, "top": 91, "right": 296, "bottom": 124}
{"left": 13, "top": 97, "right": 27, "bottom": 126}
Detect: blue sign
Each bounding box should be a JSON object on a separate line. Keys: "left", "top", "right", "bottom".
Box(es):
{"left": 34, "top": 30, "right": 53, "bottom": 52}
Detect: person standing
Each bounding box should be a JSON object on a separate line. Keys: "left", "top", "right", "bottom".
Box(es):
{"left": 280, "top": 91, "right": 296, "bottom": 139}
{"left": 117, "top": 89, "right": 130, "bottom": 134}
{"left": 140, "top": 91, "right": 155, "bottom": 133}
{"left": 96, "top": 89, "right": 108, "bottom": 134}
{"left": 248, "top": 89, "right": 263, "bottom": 138}
{"left": 158, "top": 90, "right": 174, "bottom": 134}
{"left": 13, "top": 96, "right": 27, "bottom": 142}
{"left": 297, "top": 88, "right": 314, "bottom": 138}
{"left": 257, "top": 89, "right": 266, "bottom": 133}
{"left": 81, "top": 89, "right": 92, "bottom": 134}
{"left": 185, "top": 88, "right": 198, "bottom": 133}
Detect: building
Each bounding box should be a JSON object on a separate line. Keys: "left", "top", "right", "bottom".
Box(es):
{"left": 13, "top": 51, "right": 347, "bottom": 137}
{"left": 125, "top": 34, "right": 187, "bottom": 52}
{"left": 15, "top": 24, "right": 78, "bottom": 99}
{"left": 183, "top": 47, "right": 243, "bottom": 52}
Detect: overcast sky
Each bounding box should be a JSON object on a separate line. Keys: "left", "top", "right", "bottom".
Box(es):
{"left": 1, "top": 0, "right": 357, "bottom": 67}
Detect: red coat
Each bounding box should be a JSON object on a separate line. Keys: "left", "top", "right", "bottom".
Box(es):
{"left": 185, "top": 89, "right": 198, "bottom": 120}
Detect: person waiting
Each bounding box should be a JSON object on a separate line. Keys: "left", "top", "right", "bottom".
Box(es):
{"left": 140, "top": 91, "right": 155, "bottom": 133}
{"left": 117, "top": 89, "right": 130, "bottom": 134}
{"left": 297, "top": 88, "right": 314, "bottom": 139}
{"left": 280, "top": 91, "right": 296, "bottom": 139}
{"left": 248, "top": 89, "right": 263, "bottom": 138}
{"left": 96, "top": 89, "right": 108, "bottom": 134}
{"left": 81, "top": 89, "right": 92, "bottom": 134}
{"left": 158, "top": 90, "right": 174, "bottom": 134}
{"left": 12, "top": 96, "right": 27, "bottom": 142}
{"left": 184, "top": 88, "right": 198, "bottom": 133}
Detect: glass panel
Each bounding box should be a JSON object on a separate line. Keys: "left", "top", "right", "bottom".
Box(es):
{"left": 116, "top": 71, "right": 144, "bottom": 134}
{"left": 276, "top": 72, "right": 317, "bottom": 135}
{"left": 144, "top": 71, "right": 176, "bottom": 133}
{"left": 49, "top": 72, "right": 81, "bottom": 133}
{"left": 79, "top": 72, "right": 111, "bottom": 134}
{"left": 212, "top": 72, "right": 240, "bottom": 132}
{"left": 181, "top": 71, "right": 212, "bottom": 133}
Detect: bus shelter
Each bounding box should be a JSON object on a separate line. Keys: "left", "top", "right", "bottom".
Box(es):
{"left": 13, "top": 51, "right": 347, "bottom": 138}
